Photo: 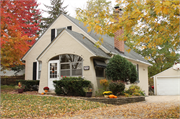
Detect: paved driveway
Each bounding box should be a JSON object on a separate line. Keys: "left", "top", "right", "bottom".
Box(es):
{"left": 145, "top": 96, "right": 180, "bottom": 103}
{"left": 58, "top": 96, "right": 180, "bottom": 119}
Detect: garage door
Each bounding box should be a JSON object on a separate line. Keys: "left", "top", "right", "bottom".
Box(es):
{"left": 157, "top": 77, "right": 180, "bottom": 95}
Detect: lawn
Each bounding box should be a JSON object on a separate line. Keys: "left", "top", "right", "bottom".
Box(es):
{"left": 1, "top": 93, "right": 109, "bottom": 118}
{"left": 1, "top": 85, "right": 179, "bottom": 118}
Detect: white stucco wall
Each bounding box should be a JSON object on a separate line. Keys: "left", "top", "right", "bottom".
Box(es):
{"left": 125, "top": 60, "right": 149, "bottom": 95}
{"left": 22, "top": 14, "right": 87, "bottom": 80}
{"left": 38, "top": 31, "right": 98, "bottom": 94}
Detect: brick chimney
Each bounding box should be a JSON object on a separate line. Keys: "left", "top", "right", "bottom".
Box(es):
{"left": 114, "top": 6, "right": 124, "bottom": 53}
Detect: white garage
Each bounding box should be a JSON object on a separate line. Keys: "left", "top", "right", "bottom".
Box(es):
{"left": 153, "top": 63, "right": 180, "bottom": 95}
{"left": 157, "top": 77, "right": 180, "bottom": 95}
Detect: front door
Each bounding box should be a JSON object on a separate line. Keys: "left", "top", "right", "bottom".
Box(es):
{"left": 48, "top": 60, "right": 59, "bottom": 90}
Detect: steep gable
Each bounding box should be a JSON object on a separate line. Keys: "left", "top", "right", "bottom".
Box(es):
{"left": 37, "top": 28, "right": 110, "bottom": 60}
{"left": 22, "top": 13, "right": 151, "bottom": 66}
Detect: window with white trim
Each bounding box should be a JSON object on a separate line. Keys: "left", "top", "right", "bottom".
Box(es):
{"left": 60, "top": 54, "right": 83, "bottom": 77}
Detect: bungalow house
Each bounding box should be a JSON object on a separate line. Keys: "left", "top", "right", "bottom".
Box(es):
{"left": 21, "top": 11, "right": 152, "bottom": 95}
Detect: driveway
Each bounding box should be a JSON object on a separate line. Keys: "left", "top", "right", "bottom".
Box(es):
{"left": 145, "top": 95, "right": 180, "bottom": 103}
{"left": 58, "top": 96, "right": 180, "bottom": 119}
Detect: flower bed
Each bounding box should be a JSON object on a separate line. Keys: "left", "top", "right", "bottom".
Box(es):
{"left": 80, "top": 96, "right": 145, "bottom": 105}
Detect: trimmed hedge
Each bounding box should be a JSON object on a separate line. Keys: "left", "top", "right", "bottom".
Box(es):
{"left": 16, "top": 80, "right": 39, "bottom": 91}
{"left": 53, "top": 77, "right": 91, "bottom": 96}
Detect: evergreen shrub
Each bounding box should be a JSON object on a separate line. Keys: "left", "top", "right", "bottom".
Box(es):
{"left": 53, "top": 77, "right": 91, "bottom": 96}
{"left": 16, "top": 80, "right": 39, "bottom": 91}
{"left": 106, "top": 55, "right": 138, "bottom": 83}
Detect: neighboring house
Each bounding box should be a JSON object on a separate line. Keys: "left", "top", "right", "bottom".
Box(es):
{"left": 0, "top": 66, "right": 25, "bottom": 76}
{"left": 21, "top": 12, "right": 152, "bottom": 94}
{"left": 152, "top": 63, "right": 180, "bottom": 95}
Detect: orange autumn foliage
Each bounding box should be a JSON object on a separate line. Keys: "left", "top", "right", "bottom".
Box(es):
{"left": 0, "top": 0, "right": 41, "bottom": 71}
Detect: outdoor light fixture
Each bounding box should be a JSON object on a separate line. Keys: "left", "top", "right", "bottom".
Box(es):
{"left": 173, "top": 62, "right": 180, "bottom": 70}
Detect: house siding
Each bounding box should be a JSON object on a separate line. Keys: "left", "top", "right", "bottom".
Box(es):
{"left": 38, "top": 31, "right": 97, "bottom": 93}
{"left": 23, "top": 14, "right": 99, "bottom": 81}
{"left": 125, "top": 60, "right": 149, "bottom": 95}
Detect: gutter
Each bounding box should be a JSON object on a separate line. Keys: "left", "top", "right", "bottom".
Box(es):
{"left": 110, "top": 52, "right": 152, "bottom": 66}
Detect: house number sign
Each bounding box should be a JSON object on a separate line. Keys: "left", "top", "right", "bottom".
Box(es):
{"left": 84, "top": 66, "right": 90, "bottom": 70}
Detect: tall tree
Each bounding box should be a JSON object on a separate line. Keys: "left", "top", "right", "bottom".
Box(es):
{"left": 0, "top": 0, "right": 41, "bottom": 71}
{"left": 76, "top": 0, "right": 113, "bottom": 46}
{"left": 76, "top": 0, "right": 112, "bottom": 22}
{"left": 41, "top": 0, "right": 68, "bottom": 31}
{"left": 76, "top": 0, "right": 180, "bottom": 75}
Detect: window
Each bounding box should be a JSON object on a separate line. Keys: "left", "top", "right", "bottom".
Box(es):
{"left": 60, "top": 54, "right": 83, "bottom": 76}
{"left": 132, "top": 63, "right": 139, "bottom": 81}
{"left": 38, "top": 61, "right": 42, "bottom": 79}
{"left": 95, "top": 67, "right": 105, "bottom": 77}
{"left": 50, "top": 63, "right": 57, "bottom": 78}
{"left": 94, "top": 60, "right": 107, "bottom": 77}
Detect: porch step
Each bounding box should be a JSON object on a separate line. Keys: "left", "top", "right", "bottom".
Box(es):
{"left": 45, "top": 91, "right": 56, "bottom": 95}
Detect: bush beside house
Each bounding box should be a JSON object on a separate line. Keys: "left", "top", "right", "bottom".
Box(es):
{"left": 16, "top": 80, "right": 39, "bottom": 91}
{"left": 105, "top": 55, "right": 137, "bottom": 83}
{"left": 53, "top": 77, "right": 91, "bottom": 96}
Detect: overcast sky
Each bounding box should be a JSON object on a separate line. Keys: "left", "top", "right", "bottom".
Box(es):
{"left": 37, "top": 0, "right": 116, "bottom": 17}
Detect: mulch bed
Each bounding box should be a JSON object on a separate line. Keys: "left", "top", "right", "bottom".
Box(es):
{"left": 1, "top": 89, "right": 138, "bottom": 99}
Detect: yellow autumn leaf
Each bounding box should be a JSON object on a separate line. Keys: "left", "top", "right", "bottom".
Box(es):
{"left": 126, "top": 49, "right": 131, "bottom": 53}
{"left": 87, "top": 26, "right": 91, "bottom": 32}
{"left": 163, "top": 8, "right": 168, "bottom": 14}
{"left": 84, "top": 22, "right": 88, "bottom": 26}
{"left": 95, "top": 20, "right": 100, "bottom": 24}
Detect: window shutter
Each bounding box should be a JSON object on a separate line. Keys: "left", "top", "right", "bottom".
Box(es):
{"left": 51, "top": 29, "right": 55, "bottom": 42}
{"left": 67, "top": 26, "right": 72, "bottom": 30}
{"left": 33, "top": 62, "right": 37, "bottom": 80}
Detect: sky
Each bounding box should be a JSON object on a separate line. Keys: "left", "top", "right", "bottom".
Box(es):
{"left": 37, "top": 0, "right": 116, "bottom": 17}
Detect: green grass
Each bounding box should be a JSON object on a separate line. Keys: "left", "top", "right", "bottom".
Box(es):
{"left": 1, "top": 93, "right": 108, "bottom": 118}
{"left": 1, "top": 85, "right": 15, "bottom": 90}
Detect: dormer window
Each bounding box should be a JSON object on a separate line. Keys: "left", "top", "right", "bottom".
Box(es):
{"left": 51, "top": 26, "right": 73, "bottom": 42}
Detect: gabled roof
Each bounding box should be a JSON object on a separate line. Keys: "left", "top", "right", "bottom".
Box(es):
{"left": 37, "top": 28, "right": 110, "bottom": 60}
{"left": 22, "top": 13, "right": 151, "bottom": 65}
{"left": 65, "top": 14, "right": 151, "bottom": 65}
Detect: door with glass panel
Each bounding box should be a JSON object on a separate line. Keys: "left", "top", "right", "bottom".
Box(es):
{"left": 48, "top": 60, "right": 59, "bottom": 90}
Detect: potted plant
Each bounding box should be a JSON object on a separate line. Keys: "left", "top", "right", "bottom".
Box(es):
{"left": 83, "top": 87, "right": 92, "bottom": 97}
{"left": 15, "top": 82, "right": 25, "bottom": 93}
{"left": 103, "top": 91, "right": 112, "bottom": 98}
{"left": 43, "top": 86, "right": 49, "bottom": 93}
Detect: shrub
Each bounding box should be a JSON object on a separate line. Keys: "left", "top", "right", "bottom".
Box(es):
{"left": 53, "top": 77, "right": 91, "bottom": 96}
{"left": 109, "top": 81, "right": 125, "bottom": 95}
{"left": 16, "top": 80, "right": 39, "bottom": 91}
{"left": 124, "top": 85, "right": 145, "bottom": 96}
{"left": 100, "top": 79, "right": 109, "bottom": 91}
{"left": 128, "top": 62, "right": 138, "bottom": 83}
{"left": 105, "top": 55, "right": 131, "bottom": 82}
